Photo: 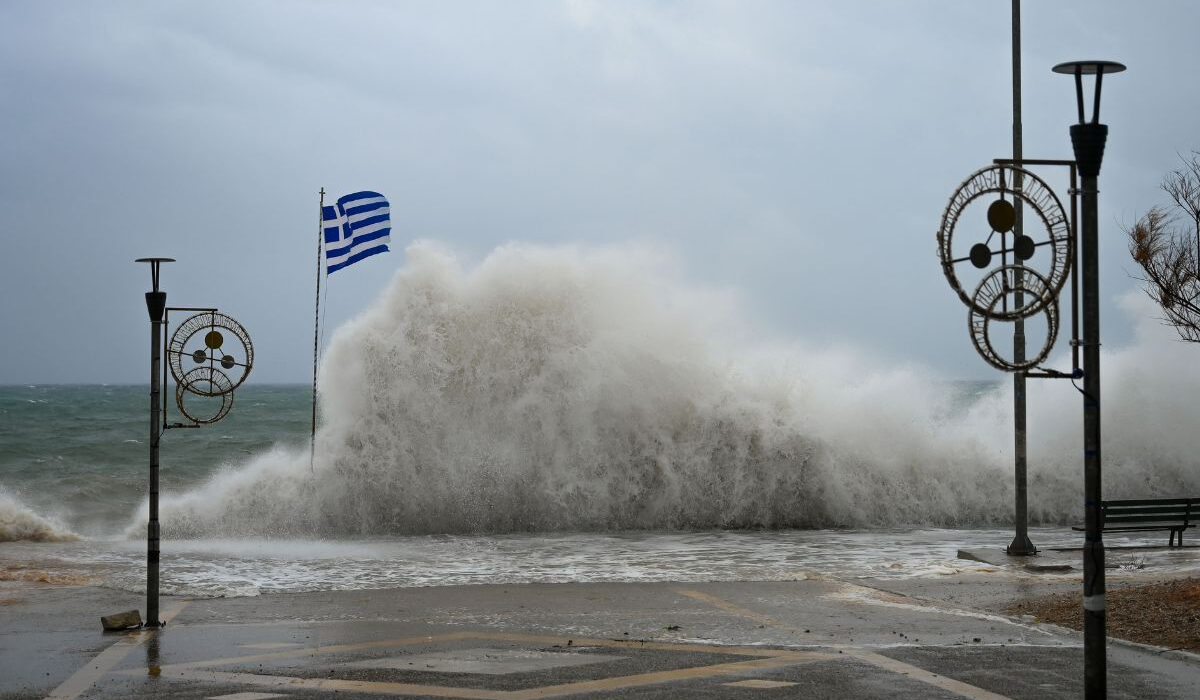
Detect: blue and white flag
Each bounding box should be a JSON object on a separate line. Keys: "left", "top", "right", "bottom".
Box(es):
{"left": 322, "top": 191, "right": 391, "bottom": 274}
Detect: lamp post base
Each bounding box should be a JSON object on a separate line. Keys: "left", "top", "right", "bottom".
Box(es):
{"left": 1006, "top": 535, "right": 1038, "bottom": 556}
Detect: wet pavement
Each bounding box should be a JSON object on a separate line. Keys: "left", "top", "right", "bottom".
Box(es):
{"left": 3, "top": 561, "right": 1199, "bottom": 700}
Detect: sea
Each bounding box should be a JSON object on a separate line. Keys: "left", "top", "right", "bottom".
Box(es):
{"left": 4, "top": 243, "right": 1200, "bottom": 597}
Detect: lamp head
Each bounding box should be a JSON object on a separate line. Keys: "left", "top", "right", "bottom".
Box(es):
{"left": 135, "top": 257, "right": 175, "bottom": 292}
{"left": 1053, "top": 61, "right": 1124, "bottom": 178}
{"left": 1052, "top": 60, "right": 1126, "bottom": 124}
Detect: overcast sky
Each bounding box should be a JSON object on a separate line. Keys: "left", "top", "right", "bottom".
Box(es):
{"left": 2, "top": 0, "right": 1198, "bottom": 384}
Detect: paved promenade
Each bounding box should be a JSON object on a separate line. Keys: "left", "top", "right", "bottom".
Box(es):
{"left": 3, "top": 567, "right": 1199, "bottom": 700}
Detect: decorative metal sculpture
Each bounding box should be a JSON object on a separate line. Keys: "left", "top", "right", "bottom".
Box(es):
{"left": 174, "top": 367, "right": 236, "bottom": 424}
{"left": 165, "top": 311, "right": 253, "bottom": 425}
{"left": 936, "top": 162, "right": 1077, "bottom": 373}
{"left": 167, "top": 312, "right": 254, "bottom": 391}
{"left": 937, "top": 164, "right": 1072, "bottom": 320}
{"left": 968, "top": 266, "right": 1060, "bottom": 371}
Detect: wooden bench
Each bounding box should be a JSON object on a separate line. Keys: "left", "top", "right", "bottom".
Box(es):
{"left": 1073, "top": 498, "right": 1196, "bottom": 547}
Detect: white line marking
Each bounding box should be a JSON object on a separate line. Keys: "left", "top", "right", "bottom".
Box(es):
{"left": 45, "top": 599, "right": 190, "bottom": 700}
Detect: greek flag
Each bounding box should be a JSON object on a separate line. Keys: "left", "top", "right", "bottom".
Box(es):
{"left": 322, "top": 191, "right": 391, "bottom": 274}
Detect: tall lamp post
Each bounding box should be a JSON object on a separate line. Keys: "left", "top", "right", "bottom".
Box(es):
{"left": 134, "top": 258, "right": 254, "bottom": 629}
{"left": 1052, "top": 59, "right": 1125, "bottom": 699}
{"left": 135, "top": 257, "right": 174, "bottom": 627}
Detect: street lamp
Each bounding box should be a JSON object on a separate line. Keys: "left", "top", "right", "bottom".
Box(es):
{"left": 1052, "top": 58, "right": 1125, "bottom": 700}
{"left": 134, "top": 257, "right": 174, "bottom": 627}
{"left": 134, "top": 258, "right": 254, "bottom": 628}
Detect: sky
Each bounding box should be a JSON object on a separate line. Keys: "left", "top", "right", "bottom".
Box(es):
{"left": 2, "top": 0, "right": 1199, "bottom": 384}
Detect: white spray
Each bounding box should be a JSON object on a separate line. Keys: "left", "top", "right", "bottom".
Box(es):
{"left": 149, "top": 242, "right": 1200, "bottom": 537}
{"left": 0, "top": 488, "right": 79, "bottom": 542}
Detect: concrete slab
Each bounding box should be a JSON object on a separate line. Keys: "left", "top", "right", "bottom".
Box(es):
{"left": 957, "top": 548, "right": 1076, "bottom": 572}
{"left": 957, "top": 541, "right": 1200, "bottom": 575}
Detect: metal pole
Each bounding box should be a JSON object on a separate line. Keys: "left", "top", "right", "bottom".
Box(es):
{"left": 1048, "top": 60, "right": 1122, "bottom": 699}
{"left": 1008, "top": 0, "right": 1035, "bottom": 556}
{"left": 1079, "top": 166, "right": 1106, "bottom": 698}
{"left": 137, "top": 258, "right": 172, "bottom": 627}
{"left": 1054, "top": 57, "right": 1123, "bottom": 700}
{"left": 311, "top": 188, "right": 325, "bottom": 472}
{"left": 1068, "top": 100, "right": 1110, "bottom": 700}
{"left": 148, "top": 308, "right": 161, "bottom": 627}
{"left": 1070, "top": 163, "right": 1081, "bottom": 372}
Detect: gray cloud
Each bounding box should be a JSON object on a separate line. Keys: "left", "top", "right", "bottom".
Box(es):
{"left": 1, "top": 1, "right": 1197, "bottom": 382}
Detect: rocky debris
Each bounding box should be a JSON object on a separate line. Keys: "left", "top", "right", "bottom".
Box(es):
{"left": 100, "top": 609, "right": 142, "bottom": 631}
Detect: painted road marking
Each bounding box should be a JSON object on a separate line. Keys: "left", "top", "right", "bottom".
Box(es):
{"left": 674, "top": 588, "right": 1013, "bottom": 700}
{"left": 144, "top": 649, "right": 828, "bottom": 699}
{"left": 153, "top": 630, "right": 793, "bottom": 674}
{"left": 342, "top": 647, "right": 626, "bottom": 674}
{"left": 846, "top": 649, "right": 1013, "bottom": 700}
{"left": 116, "top": 631, "right": 835, "bottom": 699}
{"left": 724, "top": 679, "right": 799, "bottom": 688}
{"left": 64, "top": 589, "right": 1014, "bottom": 700}
{"left": 45, "top": 599, "right": 190, "bottom": 700}
{"left": 510, "top": 653, "right": 826, "bottom": 699}
{"left": 154, "top": 668, "right": 512, "bottom": 700}
{"left": 206, "top": 693, "right": 290, "bottom": 700}
{"left": 675, "top": 588, "right": 811, "bottom": 636}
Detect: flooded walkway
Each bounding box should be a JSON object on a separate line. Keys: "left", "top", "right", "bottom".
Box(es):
{"left": 8, "top": 567, "right": 1199, "bottom": 699}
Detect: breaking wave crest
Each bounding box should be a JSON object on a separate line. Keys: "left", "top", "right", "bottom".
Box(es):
{"left": 148, "top": 242, "right": 1200, "bottom": 537}
{"left": 0, "top": 488, "right": 79, "bottom": 542}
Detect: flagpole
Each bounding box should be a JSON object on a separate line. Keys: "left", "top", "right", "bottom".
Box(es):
{"left": 311, "top": 188, "right": 324, "bottom": 472}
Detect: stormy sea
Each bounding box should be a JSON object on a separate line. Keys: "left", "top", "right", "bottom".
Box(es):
{"left": 3, "top": 243, "right": 1199, "bottom": 597}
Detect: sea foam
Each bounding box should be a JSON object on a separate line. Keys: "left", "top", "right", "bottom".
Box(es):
{"left": 0, "top": 488, "right": 79, "bottom": 542}
{"left": 143, "top": 241, "right": 1200, "bottom": 537}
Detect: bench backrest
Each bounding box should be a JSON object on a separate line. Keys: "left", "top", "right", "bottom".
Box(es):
{"left": 1101, "top": 498, "right": 1195, "bottom": 526}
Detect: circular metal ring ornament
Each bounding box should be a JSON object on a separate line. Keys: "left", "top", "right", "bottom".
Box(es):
{"left": 969, "top": 266, "right": 1060, "bottom": 371}
{"left": 175, "top": 366, "right": 235, "bottom": 424}
{"left": 970, "top": 263, "right": 1052, "bottom": 320}
{"left": 937, "top": 164, "right": 1072, "bottom": 319}
{"left": 167, "top": 312, "right": 253, "bottom": 395}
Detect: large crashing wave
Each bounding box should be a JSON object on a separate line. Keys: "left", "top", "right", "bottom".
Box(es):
{"left": 0, "top": 488, "right": 79, "bottom": 542}
{"left": 152, "top": 242, "right": 1200, "bottom": 537}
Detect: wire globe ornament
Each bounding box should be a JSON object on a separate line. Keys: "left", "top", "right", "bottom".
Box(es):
{"left": 167, "top": 312, "right": 254, "bottom": 396}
